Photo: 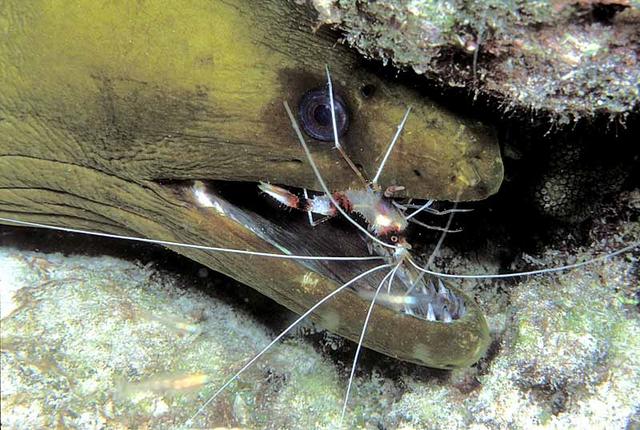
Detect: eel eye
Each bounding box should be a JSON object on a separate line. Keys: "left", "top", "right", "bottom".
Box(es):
{"left": 298, "top": 87, "right": 349, "bottom": 141}
{"left": 390, "top": 235, "right": 399, "bottom": 243}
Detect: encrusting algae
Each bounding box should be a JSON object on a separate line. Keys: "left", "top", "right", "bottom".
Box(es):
{"left": 312, "top": 0, "right": 640, "bottom": 123}
{"left": 1, "top": 207, "right": 638, "bottom": 428}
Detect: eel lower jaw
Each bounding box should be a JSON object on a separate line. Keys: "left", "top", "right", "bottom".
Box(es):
{"left": 180, "top": 180, "right": 468, "bottom": 323}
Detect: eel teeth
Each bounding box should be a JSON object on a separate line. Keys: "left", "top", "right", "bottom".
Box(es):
{"left": 443, "top": 306, "right": 452, "bottom": 323}
{"left": 427, "top": 303, "right": 436, "bottom": 321}
{"left": 458, "top": 300, "right": 466, "bottom": 317}
{"left": 419, "top": 283, "right": 427, "bottom": 294}
{"left": 442, "top": 306, "right": 453, "bottom": 322}
{"left": 427, "top": 280, "right": 437, "bottom": 296}
{"left": 438, "top": 279, "right": 449, "bottom": 299}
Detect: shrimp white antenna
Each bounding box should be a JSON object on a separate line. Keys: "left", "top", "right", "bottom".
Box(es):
{"left": 372, "top": 106, "right": 412, "bottom": 187}
{"left": 5, "top": 216, "right": 635, "bottom": 280}
{"left": 408, "top": 241, "right": 640, "bottom": 280}
{"left": 404, "top": 203, "right": 457, "bottom": 298}
{"left": 324, "top": 65, "right": 369, "bottom": 187}
{"left": 425, "top": 202, "right": 458, "bottom": 269}
{"left": 282, "top": 101, "right": 398, "bottom": 250}
{"left": 403, "top": 185, "right": 640, "bottom": 279}
{"left": 423, "top": 207, "right": 473, "bottom": 216}
{"left": 405, "top": 200, "right": 434, "bottom": 220}
{"left": 400, "top": 199, "right": 463, "bottom": 233}
{"left": 340, "top": 262, "right": 401, "bottom": 426}
{"left": 0, "top": 217, "right": 383, "bottom": 262}
{"left": 185, "top": 262, "right": 393, "bottom": 427}
{"left": 408, "top": 218, "right": 463, "bottom": 233}
{"left": 395, "top": 200, "right": 473, "bottom": 216}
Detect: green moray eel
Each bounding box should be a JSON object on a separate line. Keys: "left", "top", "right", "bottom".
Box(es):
{"left": 0, "top": 0, "right": 494, "bottom": 367}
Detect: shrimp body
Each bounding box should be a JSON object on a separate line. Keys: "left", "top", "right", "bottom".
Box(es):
{"left": 343, "top": 189, "right": 408, "bottom": 238}
{"left": 259, "top": 183, "right": 408, "bottom": 240}
{"left": 259, "top": 180, "right": 469, "bottom": 326}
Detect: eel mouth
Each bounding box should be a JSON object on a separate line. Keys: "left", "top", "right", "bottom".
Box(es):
{"left": 191, "top": 180, "right": 468, "bottom": 323}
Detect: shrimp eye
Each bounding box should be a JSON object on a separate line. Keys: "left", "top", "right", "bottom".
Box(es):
{"left": 298, "top": 87, "right": 349, "bottom": 141}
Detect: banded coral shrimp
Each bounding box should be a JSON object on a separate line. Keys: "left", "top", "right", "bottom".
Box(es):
{"left": 2, "top": 64, "right": 639, "bottom": 428}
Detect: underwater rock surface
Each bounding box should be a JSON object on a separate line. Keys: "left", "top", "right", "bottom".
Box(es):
{"left": 0, "top": 247, "right": 352, "bottom": 428}
{"left": 1, "top": 205, "right": 638, "bottom": 429}
{"left": 312, "top": 0, "right": 640, "bottom": 123}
